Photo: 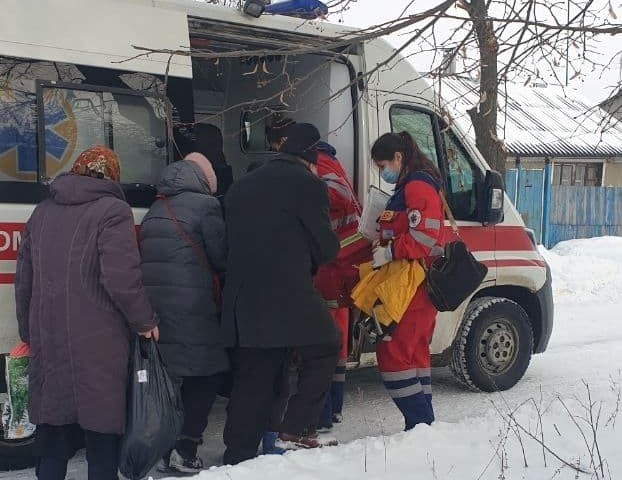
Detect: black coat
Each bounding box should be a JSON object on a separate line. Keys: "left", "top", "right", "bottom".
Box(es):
{"left": 140, "top": 160, "right": 229, "bottom": 377}
{"left": 222, "top": 155, "right": 340, "bottom": 348}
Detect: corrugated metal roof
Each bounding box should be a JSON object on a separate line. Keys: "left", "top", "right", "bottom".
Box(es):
{"left": 438, "top": 77, "right": 622, "bottom": 158}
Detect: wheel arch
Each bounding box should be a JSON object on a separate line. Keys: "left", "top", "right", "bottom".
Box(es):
{"left": 472, "top": 285, "right": 542, "bottom": 354}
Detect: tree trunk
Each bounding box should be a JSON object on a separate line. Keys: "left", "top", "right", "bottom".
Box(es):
{"left": 465, "top": 0, "right": 507, "bottom": 174}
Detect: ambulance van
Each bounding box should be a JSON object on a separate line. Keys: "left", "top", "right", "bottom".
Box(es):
{"left": 0, "top": 0, "right": 552, "bottom": 466}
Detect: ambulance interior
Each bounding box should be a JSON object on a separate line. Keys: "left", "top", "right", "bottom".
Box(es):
{"left": 187, "top": 22, "right": 357, "bottom": 183}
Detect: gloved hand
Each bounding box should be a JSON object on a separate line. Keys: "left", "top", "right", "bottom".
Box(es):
{"left": 372, "top": 244, "right": 393, "bottom": 269}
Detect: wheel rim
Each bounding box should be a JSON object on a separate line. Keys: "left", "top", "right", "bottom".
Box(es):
{"left": 477, "top": 318, "right": 519, "bottom": 375}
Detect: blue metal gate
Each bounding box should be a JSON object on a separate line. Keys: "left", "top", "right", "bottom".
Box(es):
{"left": 505, "top": 168, "right": 545, "bottom": 243}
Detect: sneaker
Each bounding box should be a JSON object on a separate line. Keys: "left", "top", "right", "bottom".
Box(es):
{"left": 155, "top": 457, "right": 171, "bottom": 474}
{"left": 332, "top": 413, "right": 343, "bottom": 424}
{"left": 275, "top": 431, "right": 338, "bottom": 450}
{"left": 262, "top": 431, "right": 286, "bottom": 455}
{"left": 168, "top": 448, "right": 204, "bottom": 474}
{"left": 316, "top": 431, "right": 339, "bottom": 447}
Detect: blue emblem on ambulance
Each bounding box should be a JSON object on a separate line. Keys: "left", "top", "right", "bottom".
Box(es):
{"left": 0, "top": 94, "right": 76, "bottom": 181}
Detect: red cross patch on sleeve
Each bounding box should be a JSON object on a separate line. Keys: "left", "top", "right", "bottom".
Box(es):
{"left": 408, "top": 209, "right": 422, "bottom": 228}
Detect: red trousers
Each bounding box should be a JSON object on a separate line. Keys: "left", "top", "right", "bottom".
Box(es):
{"left": 331, "top": 308, "right": 349, "bottom": 362}
{"left": 376, "top": 288, "right": 436, "bottom": 429}
{"left": 376, "top": 288, "right": 436, "bottom": 372}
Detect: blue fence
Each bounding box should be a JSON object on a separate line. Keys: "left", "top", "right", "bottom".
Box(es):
{"left": 505, "top": 168, "right": 622, "bottom": 247}
{"left": 548, "top": 186, "right": 622, "bottom": 246}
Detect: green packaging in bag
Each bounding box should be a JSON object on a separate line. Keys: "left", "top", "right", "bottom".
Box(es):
{"left": 2, "top": 345, "right": 35, "bottom": 439}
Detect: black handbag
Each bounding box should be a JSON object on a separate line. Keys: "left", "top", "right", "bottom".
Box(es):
{"left": 424, "top": 193, "right": 488, "bottom": 312}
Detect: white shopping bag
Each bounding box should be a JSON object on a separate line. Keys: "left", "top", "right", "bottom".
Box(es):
{"left": 358, "top": 186, "right": 390, "bottom": 241}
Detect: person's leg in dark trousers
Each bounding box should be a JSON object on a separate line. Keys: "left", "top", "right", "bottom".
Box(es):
{"left": 35, "top": 457, "right": 69, "bottom": 480}
{"left": 84, "top": 430, "right": 120, "bottom": 480}
{"left": 176, "top": 373, "right": 224, "bottom": 460}
{"left": 279, "top": 343, "right": 339, "bottom": 436}
{"left": 268, "top": 363, "right": 291, "bottom": 431}
{"left": 34, "top": 424, "right": 84, "bottom": 480}
{"left": 262, "top": 358, "right": 292, "bottom": 454}
{"left": 223, "top": 347, "right": 290, "bottom": 465}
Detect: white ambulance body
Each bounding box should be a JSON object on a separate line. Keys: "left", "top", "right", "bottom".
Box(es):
{"left": 0, "top": 0, "right": 552, "bottom": 464}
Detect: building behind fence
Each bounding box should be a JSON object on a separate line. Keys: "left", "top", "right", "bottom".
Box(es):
{"left": 506, "top": 168, "right": 622, "bottom": 248}
{"left": 438, "top": 77, "right": 622, "bottom": 248}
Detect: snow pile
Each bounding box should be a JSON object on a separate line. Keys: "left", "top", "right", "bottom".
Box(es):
{"left": 164, "top": 385, "right": 622, "bottom": 480}
{"left": 539, "top": 236, "right": 622, "bottom": 304}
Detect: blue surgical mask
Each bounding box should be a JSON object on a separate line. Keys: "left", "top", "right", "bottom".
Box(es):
{"left": 381, "top": 167, "right": 399, "bottom": 184}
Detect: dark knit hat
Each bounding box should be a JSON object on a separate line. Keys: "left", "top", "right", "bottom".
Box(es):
{"left": 280, "top": 123, "right": 321, "bottom": 164}
{"left": 266, "top": 117, "right": 295, "bottom": 144}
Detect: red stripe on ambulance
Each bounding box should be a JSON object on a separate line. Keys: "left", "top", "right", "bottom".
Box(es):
{"left": 0, "top": 273, "right": 15, "bottom": 284}
{"left": 444, "top": 225, "right": 536, "bottom": 253}
{"left": 0, "top": 223, "right": 544, "bottom": 286}
{"left": 0, "top": 223, "right": 23, "bottom": 261}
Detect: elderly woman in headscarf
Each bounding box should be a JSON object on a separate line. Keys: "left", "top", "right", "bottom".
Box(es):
{"left": 139, "top": 153, "right": 228, "bottom": 474}
{"left": 14, "top": 146, "right": 159, "bottom": 480}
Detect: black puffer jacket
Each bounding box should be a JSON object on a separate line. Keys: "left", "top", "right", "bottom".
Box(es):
{"left": 140, "top": 160, "right": 229, "bottom": 377}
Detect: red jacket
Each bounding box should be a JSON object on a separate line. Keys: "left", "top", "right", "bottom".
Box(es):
{"left": 314, "top": 148, "right": 370, "bottom": 306}
{"left": 316, "top": 150, "right": 361, "bottom": 232}
{"left": 379, "top": 172, "right": 444, "bottom": 261}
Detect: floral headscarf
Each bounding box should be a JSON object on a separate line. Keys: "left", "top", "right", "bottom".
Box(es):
{"left": 70, "top": 146, "right": 121, "bottom": 182}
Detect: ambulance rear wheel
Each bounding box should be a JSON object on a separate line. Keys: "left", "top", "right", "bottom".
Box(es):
{"left": 0, "top": 436, "right": 36, "bottom": 471}
{"left": 450, "top": 297, "right": 533, "bottom": 392}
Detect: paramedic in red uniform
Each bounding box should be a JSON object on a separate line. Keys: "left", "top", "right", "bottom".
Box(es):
{"left": 370, "top": 131, "right": 444, "bottom": 429}
{"left": 314, "top": 141, "right": 361, "bottom": 429}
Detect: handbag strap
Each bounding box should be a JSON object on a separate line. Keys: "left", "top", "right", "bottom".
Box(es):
{"left": 157, "top": 194, "right": 222, "bottom": 307}
{"left": 439, "top": 190, "right": 460, "bottom": 238}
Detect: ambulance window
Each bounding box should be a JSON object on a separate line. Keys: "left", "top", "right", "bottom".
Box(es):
{"left": 389, "top": 107, "right": 439, "bottom": 167}
{"left": 39, "top": 84, "right": 168, "bottom": 185}
{"left": 443, "top": 129, "right": 479, "bottom": 220}
{"left": 0, "top": 61, "right": 38, "bottom": 183}
{"left": 240, "top": 109, "right": 270, "bottom": 153}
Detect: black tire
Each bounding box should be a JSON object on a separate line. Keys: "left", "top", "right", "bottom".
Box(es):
{"left": 450, "top": 297, "right": 534, "bottom": 392}
{"left": 0, "top": 435, "right": 36, "bottom": 471}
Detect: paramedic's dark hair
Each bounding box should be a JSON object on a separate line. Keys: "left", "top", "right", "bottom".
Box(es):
{"left": 371, "top": 131, "right": 441, "bottom": 185}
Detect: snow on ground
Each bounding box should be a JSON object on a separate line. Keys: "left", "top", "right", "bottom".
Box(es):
{"left": 4, "top": 236, "right": 622, "bottom": 479}
{"left": 160, "top": 236, "right": 622, "bottom": 480}
{"left": 164, "top": 394, "right": 622, "bottom": 480}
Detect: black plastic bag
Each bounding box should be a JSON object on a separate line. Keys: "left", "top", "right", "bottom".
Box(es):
{"left": 119, "top": 338, "right": 184, "bottom": 480}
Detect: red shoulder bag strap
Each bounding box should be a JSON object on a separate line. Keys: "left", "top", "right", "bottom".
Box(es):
{"left": 157, "top": 195, "right": 222, "bottom": 310}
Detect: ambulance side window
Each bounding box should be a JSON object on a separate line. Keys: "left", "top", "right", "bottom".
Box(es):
{"left": 0, "top": 58, "right": 38, "bottom": 184}
{"left": 39, "top": 84, "right": 168, "bottom": 185}
{"left": 443, "top": 129, "right": 479, "bottom": 221}
{"left": 389, "top": 106, "right": 440, "bottom": 168}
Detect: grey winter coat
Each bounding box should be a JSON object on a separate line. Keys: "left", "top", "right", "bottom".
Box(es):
{"left": 140, "top": 160, "right": 229, "bottom": 378}
{"left": 15, "top": 173, "right": 157, "bottom": 435}
{"left": 222, "top": 155, "right": 340, "bottom": 349}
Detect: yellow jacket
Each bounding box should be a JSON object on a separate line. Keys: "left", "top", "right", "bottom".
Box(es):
{"left": 351, "top": 260, "right": 425, "bottom": 327}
